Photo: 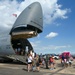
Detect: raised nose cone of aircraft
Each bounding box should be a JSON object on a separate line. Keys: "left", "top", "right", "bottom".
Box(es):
{"left": 10, "top": 2, "right": 43, "bottom": 39}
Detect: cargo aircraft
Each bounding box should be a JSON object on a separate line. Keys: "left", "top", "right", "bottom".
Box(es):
{"left": 0, "top": 2, "right": 43, "bottom": 62}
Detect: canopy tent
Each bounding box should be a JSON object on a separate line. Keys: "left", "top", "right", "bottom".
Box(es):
{"left": 59, "top": 52, "right": 71, "bottom": 58}
{"left": 62, "top": 52, "right": 71, "bottom": 57}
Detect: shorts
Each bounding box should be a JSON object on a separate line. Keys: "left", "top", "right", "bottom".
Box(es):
{"left": 36, "top": 62, "right": 39, "bottom": 67}
{"left": 28, "top": 62, "right": 32, "bottom": 64}
{"left": 49, "top": 61, "right": 53, "bottom": 64}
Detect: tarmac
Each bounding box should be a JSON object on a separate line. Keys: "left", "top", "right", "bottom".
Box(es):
{"left": 0, "top": 60, "right": 75, "bottom": 75}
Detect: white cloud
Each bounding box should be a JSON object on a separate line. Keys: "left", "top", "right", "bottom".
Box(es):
{"left": 41, "top": 45, "right": 72, "bottom": 51}
{"left": 46, "top": 32, "right": 58, "bottom": 39}
{"left": 29, "top": 40, "right": 72, "bottom": 53}
{"left": 30, "top": 41, "right": 41, "bottom": 46}
{"left": 0, "top": 0, "right": 19, "bottom": 34}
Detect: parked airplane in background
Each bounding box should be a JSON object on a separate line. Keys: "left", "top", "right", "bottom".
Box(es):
{"left": 0, "top": 2, "right": 43, "bottom": 62}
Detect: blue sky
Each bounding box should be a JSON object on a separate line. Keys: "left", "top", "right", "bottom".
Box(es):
{"left": 0, "top": 0, "right": 75, "bottom": 54}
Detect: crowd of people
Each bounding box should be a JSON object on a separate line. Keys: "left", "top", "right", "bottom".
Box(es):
{"left": 26, "top": 51, "right": 73, "bottom": 72}
{"left": 26, "top": 51, "right": 57, "bottom": 72}
{"left": 60, "top": 52, "right": 73, "bottom": 67}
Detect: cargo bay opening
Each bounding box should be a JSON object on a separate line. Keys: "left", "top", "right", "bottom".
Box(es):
{"left": 10, "top": 25, "right": 39, "bottom": 56}
{"left": 11, "top": 38, "right": 33, "bottom": 56}
{"left": 10, "top": 24, "right": 42, "bottom": 56}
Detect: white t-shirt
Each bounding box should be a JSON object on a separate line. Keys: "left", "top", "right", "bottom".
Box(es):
{"left": 28, "top": 56, "right": 32, "bottom": 63}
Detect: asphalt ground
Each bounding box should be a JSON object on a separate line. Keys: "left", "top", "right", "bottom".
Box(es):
{"left": 0, "top": 60, "right": 75, "bottom": 75}
{"left": 0, "top": 62, "right": 42, "bottom": 75}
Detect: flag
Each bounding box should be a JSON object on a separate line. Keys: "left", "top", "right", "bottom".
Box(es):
{"left": 12, "top": 14, "right": 17, "bottom": 17}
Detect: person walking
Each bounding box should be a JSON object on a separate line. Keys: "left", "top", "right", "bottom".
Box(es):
{"left": 27, "top": 54, "right": 33, "bottom": 72}
{"left": 36, "top": 54, "right": 40, "bottom": 72}
{"left": 49, "top": 56, "right": 54, "bottom": 70}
